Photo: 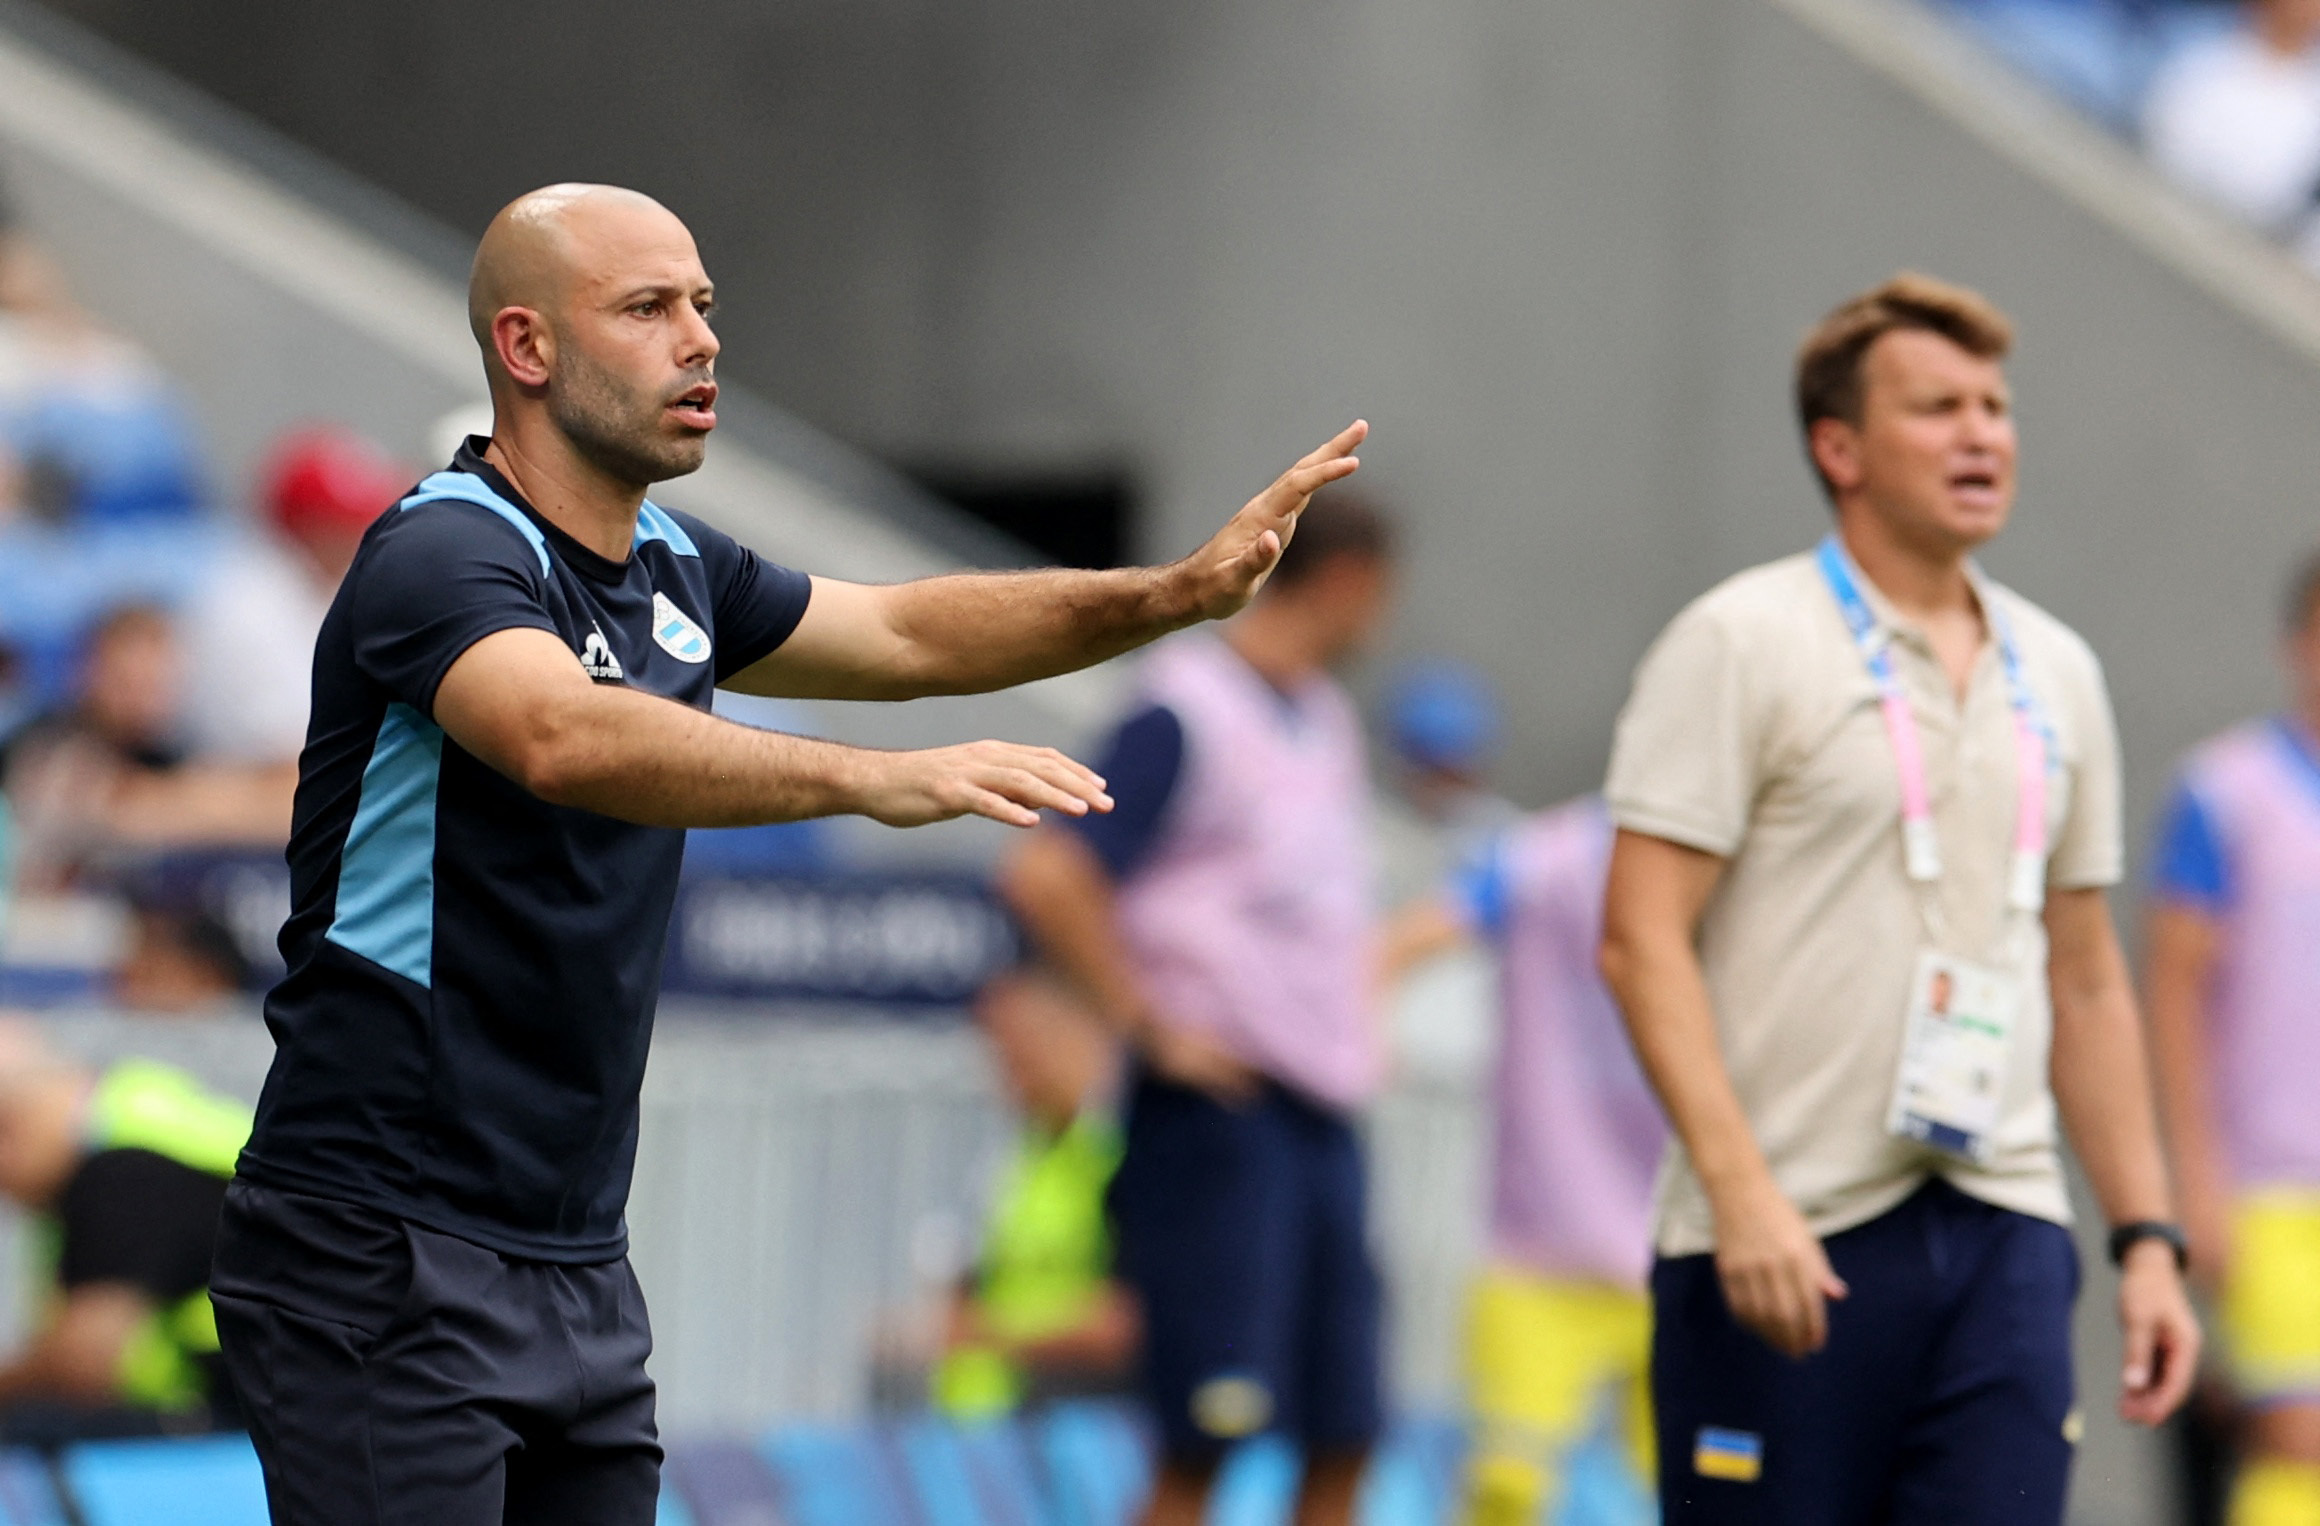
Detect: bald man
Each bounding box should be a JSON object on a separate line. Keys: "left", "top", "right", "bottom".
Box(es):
{"left": 209, "top": 183, "right": 1365, "bottom": 1526}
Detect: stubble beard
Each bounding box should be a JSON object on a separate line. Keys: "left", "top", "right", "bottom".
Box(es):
{"left": 549, "top": 345, "right": 709, "bottom": 488}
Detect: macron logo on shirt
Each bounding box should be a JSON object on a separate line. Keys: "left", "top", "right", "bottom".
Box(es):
{"left": 580, "top": 626, "right": 624, "bottom": 682}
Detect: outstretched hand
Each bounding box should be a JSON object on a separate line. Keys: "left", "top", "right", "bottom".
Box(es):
{"left": 1177, "top": 420, "right": 1367, "bottom": 622}
{"left": 859, "top": 740, "right": 1114, "bottom": 829}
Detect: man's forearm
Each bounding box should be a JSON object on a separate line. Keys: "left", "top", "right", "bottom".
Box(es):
{"left": 998, "top": 831, "right": 1153, "bottom": 1040}
{"left": 2143, "top": 906, "right": 2227, "bottom": 1214}
{"left": 870, "top": 565, "right": 1200, "bottom": 699}
{"left": 1602, "top": 926, "right": 1772, "bottom": 1202}
{"left": 2052, "top": 989, "right": 2176, "bottom": 1225}
{"left": 523, "top": 683, "right": 892, "bottom": 827}
{"left": 2049, "top": 894, "right": 2175, "bottom": 1226}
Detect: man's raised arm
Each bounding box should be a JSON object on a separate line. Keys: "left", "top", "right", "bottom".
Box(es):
{"left": 433, "top": 627, "right": 1111, "bottom": 830}
{"left": 725, "top": 421, "right": 1365, "bottom": 702}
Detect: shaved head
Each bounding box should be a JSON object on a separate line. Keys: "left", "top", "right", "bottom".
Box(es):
{"left": 467, "top": 183, "right": 675, "bottom": 351}
{"left": 468, "top": 183, "right": 721, "bottom": 488}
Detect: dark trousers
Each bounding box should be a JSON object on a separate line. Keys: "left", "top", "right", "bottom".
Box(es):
{"left": 1107, "top": 1073, "right": 1383, "bottom": 1461}
{"left": 210, "top": 1180, "right": 661, "bottom": 1526}
{"left": 1652, "top": 1179, "right": 2080, "bottom": 1526}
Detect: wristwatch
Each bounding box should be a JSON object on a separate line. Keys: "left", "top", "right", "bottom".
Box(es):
{"left": 2107, "top": 1220, "right": 2189, "bottom": 1272}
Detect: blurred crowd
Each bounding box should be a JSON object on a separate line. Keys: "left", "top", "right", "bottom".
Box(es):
{"left": 0, "top": 202, "right": 413, "bottom": 1016}
{"left": 1940, "top": 0, "right": 2320, "bottom": 274}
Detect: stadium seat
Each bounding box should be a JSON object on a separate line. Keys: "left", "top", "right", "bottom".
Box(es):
{"left": 658, "top": 1487, "right": 702, "bottom": 1526}
{"left": 1209, "top": 1436, "right": 1299, "bottom": 1526}
{"left": 663, "top": 1437, "right": 788, "bottom": 1526}
{"left": 61, "top": 1433, "right": 268, "bottom": 1526}
{"left": 892, "top": 1413, "right": 1046, "bottom": 1526}
{"left": 760, "top": 1422, "right": 915, "bottom": 1526}
{"left": 0, "top": 1450, "right": 64, "bottom": 1526}
{"left": 1362, "top": 1418, "right": 1464, "bottom": 1526}
{"left": 1031, "top": 1400, "right": 1151, "bottom": 1526}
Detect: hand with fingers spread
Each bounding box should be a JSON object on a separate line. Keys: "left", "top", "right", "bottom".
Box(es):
{"left": 856, "top": 740, "right": 1114, "bottom": 830}
{"left": 1711, "top": 1172, "right": 1851, "bottom": 1359}
{"left": 1173, "top": 420, "right": 1367, "bottom": 622}
{"left": 2117, "top": 1242, "right": 2201, "bottom": 1426}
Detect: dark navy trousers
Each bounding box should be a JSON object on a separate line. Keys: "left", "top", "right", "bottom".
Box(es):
{"left": 210, "top": 1180, "right": 661, "bottom": 1525}
{"left": 1653, "top": 1179, "right": 2080, "bottom": 1526}
{"left": 1108, "top": 1073, "right": 1384, "bottom": 1461}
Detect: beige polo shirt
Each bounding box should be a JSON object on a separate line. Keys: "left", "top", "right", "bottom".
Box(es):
{"left": 1606, "top": 547, "right": 2123, "bottom": 1257}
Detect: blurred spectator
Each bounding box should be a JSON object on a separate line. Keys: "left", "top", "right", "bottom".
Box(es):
{"left": 929, "top": 968, "right": 1136, "bottom": 1420}
{"left": 0, "top": 184, "right": 202, "bottom": 527}
{"left": 1375, "top": 661, "right": 1516, "bottom": 911}
{"left": 180, "top": 427, "right": 407, "bottom": 764}
{"left": 1383, "top": 796, "right": 1663, "bottom": 1525}
{"left": 1002, "top": 496, "right": 1397, "bottom": 1526}
{"left": 2144, "top": 0, "right": 2320, "bottom": 256}
{"left": 0, "top": 1023, "right": 249, "bottom": 1441}
{"left": 1, "top": 604, "right": 293, "bottom": 896}
{"left": 2144, "top": 549, "right": 2320, "bottom": 1526}
{"left": 111, "top": 898, "right": 255, "bottom": 1017}
{"left": 1373, "top": 661, "right": 1515, "bottom": 1086}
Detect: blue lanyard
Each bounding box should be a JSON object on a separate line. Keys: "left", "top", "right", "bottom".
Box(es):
{"left": 1815, "top": 535, "right": 2050, "bottom": 913}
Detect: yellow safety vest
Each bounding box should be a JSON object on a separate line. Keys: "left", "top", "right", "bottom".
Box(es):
{"left": 36, "top": 1060, "right": 252, "bottom": 1413}
{"left": 932, "top": 1111, "right": 1121, "bottom": 1420}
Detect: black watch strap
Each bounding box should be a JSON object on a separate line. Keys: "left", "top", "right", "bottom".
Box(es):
{"left": 2107, "top": 1220, "right": 2189, "bottom": 1271}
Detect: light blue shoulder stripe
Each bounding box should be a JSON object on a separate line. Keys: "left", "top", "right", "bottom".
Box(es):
{"left": 399, "top": 471, "right": 551, "bottom": 576}
{"left": 325, "top": 702, "right": 444, "bottom": 988}
{"left": 633, "top": 499, "right": 699, "bottom": 557}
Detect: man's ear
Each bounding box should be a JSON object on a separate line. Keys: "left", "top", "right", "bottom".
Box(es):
{"left": 1808, "top": 416, "right": 1863, "bottom": 497}
{"left": 491, "top": 307, "right": 554, "bottom": 392}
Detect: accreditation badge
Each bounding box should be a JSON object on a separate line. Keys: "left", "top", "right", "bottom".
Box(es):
{"left": 1887, "top": 950, "right": 2022, "bottom": 1165}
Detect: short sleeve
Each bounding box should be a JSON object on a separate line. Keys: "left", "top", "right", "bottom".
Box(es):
{"left": 2150, "top": 775, "right": 2232, "bottom": 913}
{"left": 1068, "top": 704, "right": 1186, "bottom": 881}
{"left": 347, "top": 502, "right": 559, "bottom": 717}
{"left": 680, "top": 514, "right": 814, "bottom": 681}
{"left": 2047, "top": 646, "right": 2125, "bottom": 890}
{"left": 54, "top": 1149, "right": 224, "bottom": 1302}
{"left": 1448, "top": 833, "right": 1515, "bottom": 941}
{"left": 1604, "top": 602, "right": 1763, "bottom": 857}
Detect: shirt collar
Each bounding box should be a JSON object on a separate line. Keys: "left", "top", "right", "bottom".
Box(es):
{"left": 1828, "top": 540, "right": 1998, "bottom": 659}
{"left": 448, "top": 436, "right": 630, "bottom": 585}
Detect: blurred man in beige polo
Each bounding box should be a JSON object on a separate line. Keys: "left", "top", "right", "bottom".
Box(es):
{"left": 1598, "top": 274, "right": 2198, "bottom": 1525}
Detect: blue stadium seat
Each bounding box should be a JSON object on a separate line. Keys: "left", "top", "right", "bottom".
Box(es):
{"left": 760, "top": 1422, "right": 915, "bottom": 1526}
{"left": 1209, "top": 1436, "right": 1299, "bottom": 1526}
{"left": 893, "top": 1414, "right": 1046, "bottom": 1526}
{"left": 0, "top": 1450, "right": 64, "bottom": 1526}
{"left": 61, "top": 1434, "right": 268, "bottom": 1526}
{"left": 657, "top": 1487, "right": 702, "bottom": 1526}
{"left": 664, "top": 1437, "right": 788, "bottom": 1526}
{"left": 1362, "top": 1418, "right": 1465, "bottom": 1526}
{"left": 1031, "top": 1400, "right": 1151, "bottom": 1526}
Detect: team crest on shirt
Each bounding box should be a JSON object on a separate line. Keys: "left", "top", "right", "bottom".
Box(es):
{"left": 651, "top": 592, "right": 711, "bottom": 664}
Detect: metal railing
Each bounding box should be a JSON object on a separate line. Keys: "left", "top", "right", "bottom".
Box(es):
{"left": 0, "top": 1008, "right": 1489, "bottom": 1434}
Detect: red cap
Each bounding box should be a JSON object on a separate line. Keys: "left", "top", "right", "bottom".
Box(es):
{"left": 261, "top": 427, "right": 407, "bottom": 543}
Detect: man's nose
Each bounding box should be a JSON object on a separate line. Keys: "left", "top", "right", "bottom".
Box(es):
{"left": 679, "top": 307, "right": 719, "bottom": 365}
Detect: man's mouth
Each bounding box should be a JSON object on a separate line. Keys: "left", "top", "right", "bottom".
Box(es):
{"left": 1948, "top": 468, "right": 2001, "bottom": 502}
{"left": 668, "top": 382, "right": 718, "bottom": 430}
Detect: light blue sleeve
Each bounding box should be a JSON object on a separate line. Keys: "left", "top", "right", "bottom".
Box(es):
{"left": 1447, "top": 832, "right": 1515, "bottom": 941}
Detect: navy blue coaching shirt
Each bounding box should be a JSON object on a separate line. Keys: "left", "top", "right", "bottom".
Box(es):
{"left": 238, "top": 439, "right": 812, "bottom": 1262}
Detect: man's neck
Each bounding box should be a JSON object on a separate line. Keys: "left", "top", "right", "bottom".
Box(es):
{"left": 484, "top": 422, "right": 646, "bottom": 563}
{"left": 1834, "top": 506, "right": 1980, "bottom": 625}
{"left": 1222, "top": 603, "right": 1326, "bottom": 693}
